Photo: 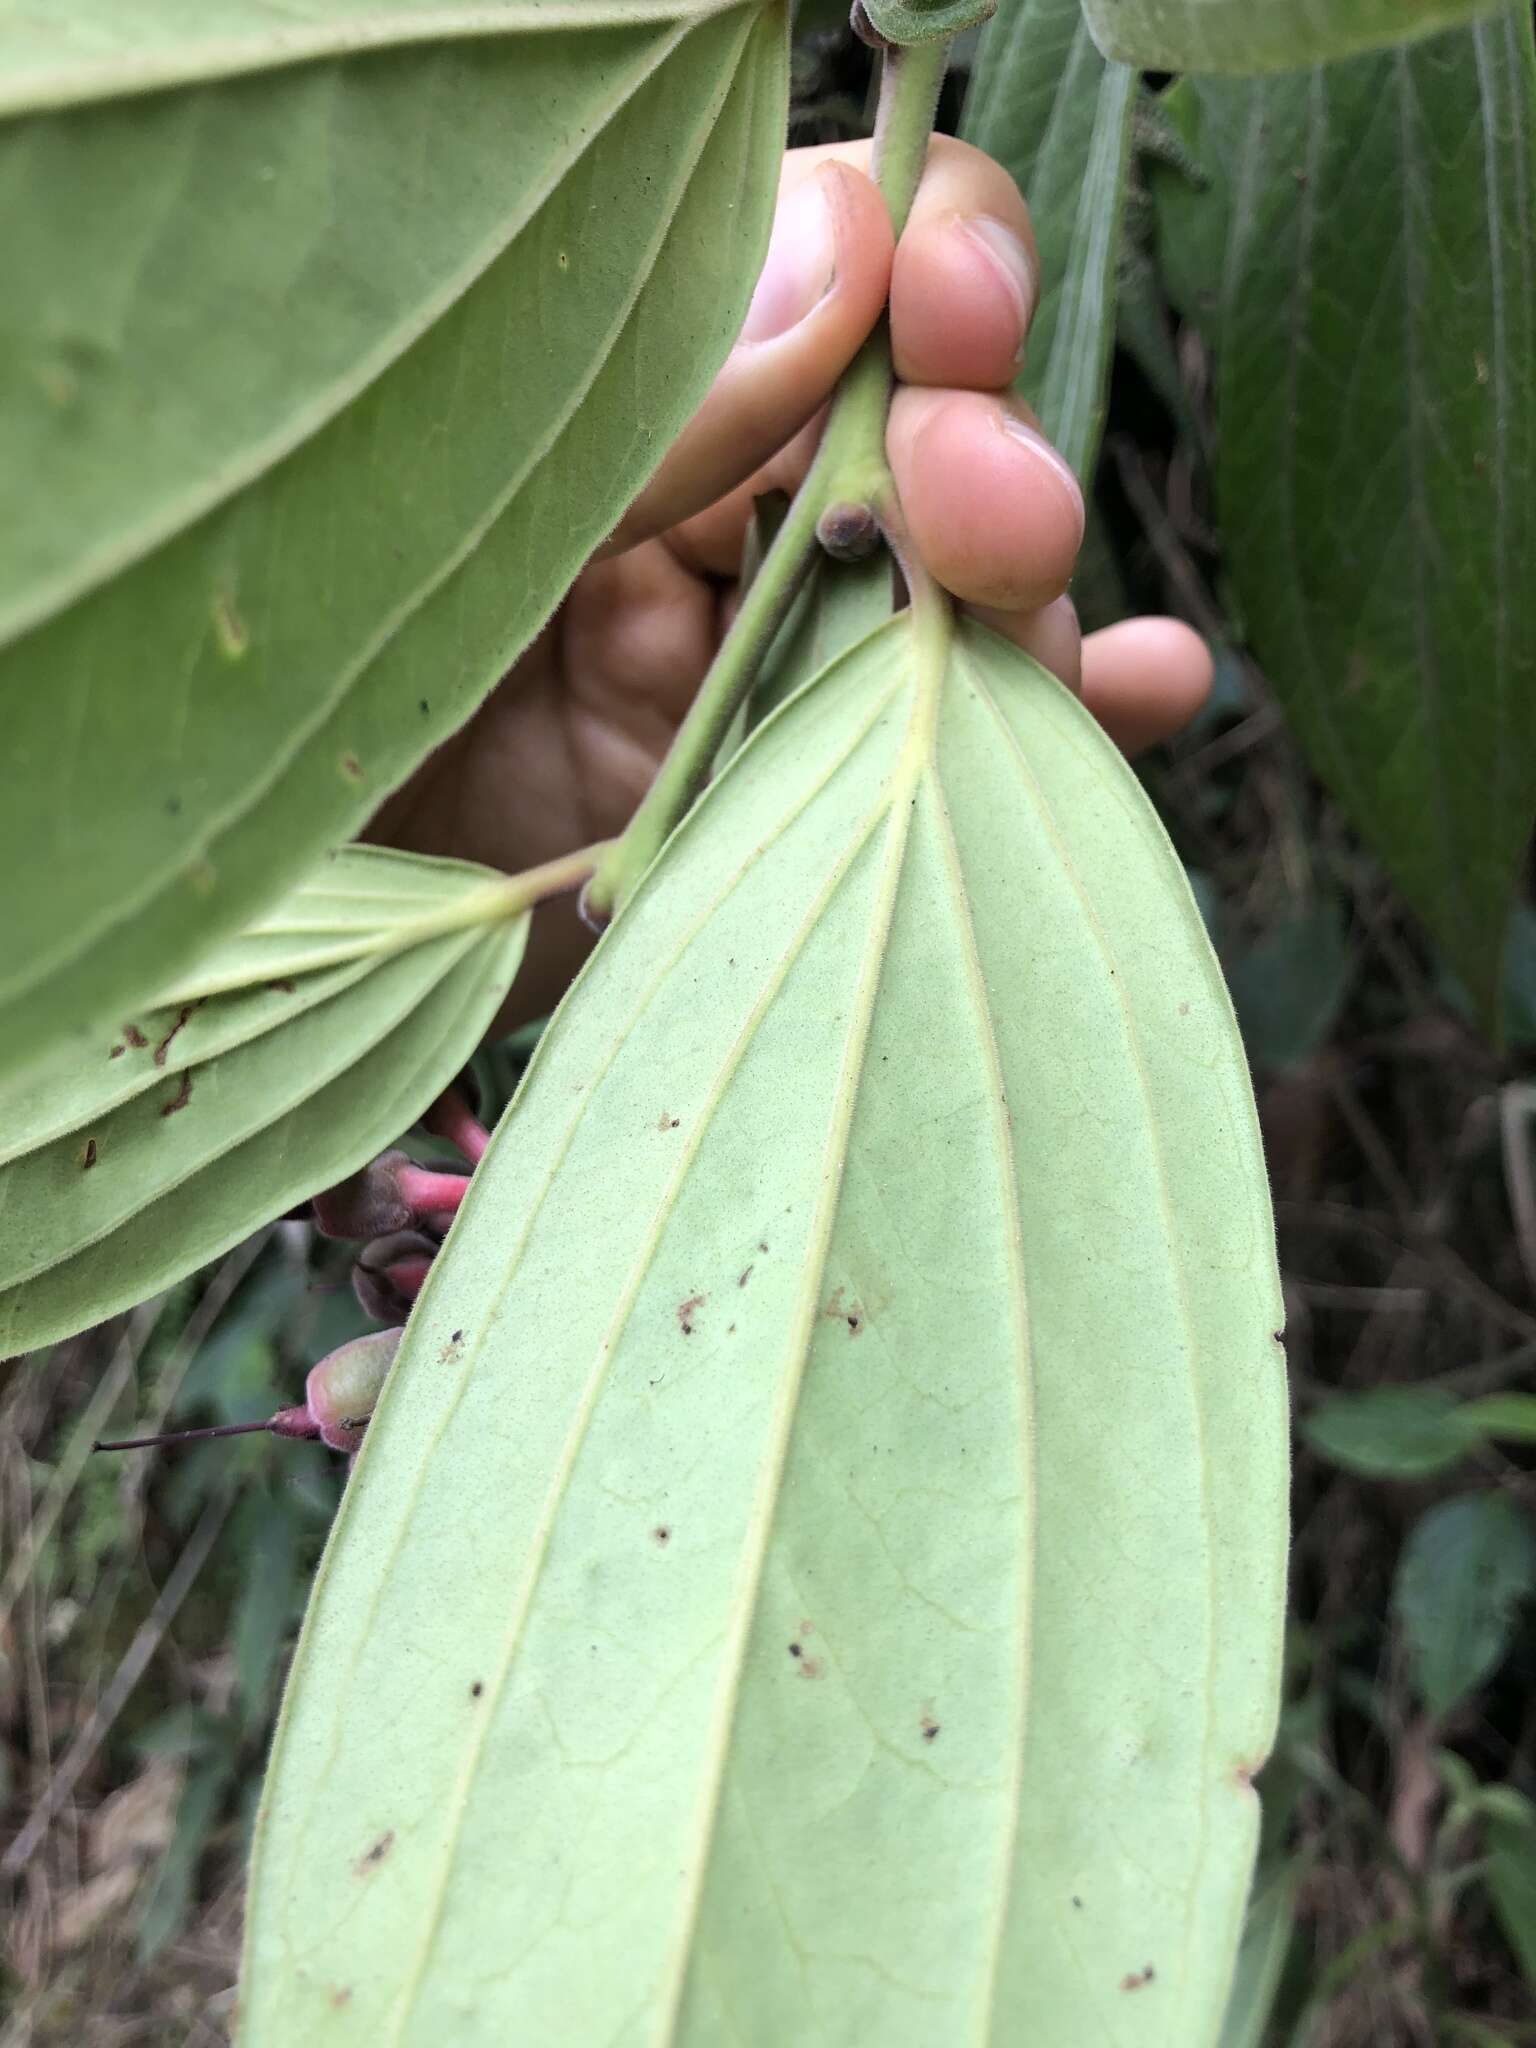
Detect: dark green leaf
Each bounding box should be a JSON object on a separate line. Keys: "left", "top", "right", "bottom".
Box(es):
{"left": 138, "top": 1754, "right": 235, "bottom": 1962}
{"left": 0, "top": 0, "right": 786, "bottom": 1076}
{"left": 1081, "top": 0, "right": 1509, "bottom": 73}
{"left": 1225, "top": 905, "right": 1349, "bottom": 1074}
{"left": 1220, "top": 1858, "right": 1301, "bottom": 2048}
{"left": 232, "top": 1490, "right": 302, "bottom": 1734}
{"left": 0, "top": 847, "right": 527, "bottom": 1355}
{"left": 1303, "top": 1386, "right": 1477, "bottom": 1478}
{"left": 1152, "top": 11, "right": 1536, "bottom": 1024}
{"left": 1394, "top": 1494, "right": 1536, "bottom": 1717}
{"left": 962, "top": 0, "right": 1134, "bottom": 479}
{"left": 1488, "top": 1805, "right": 1536, "bottom": 1986}
{"left": 247, "top": 606, "right": 1286, "bottom": 2043}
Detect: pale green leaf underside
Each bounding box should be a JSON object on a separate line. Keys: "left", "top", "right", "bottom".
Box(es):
{"left": 0, "top": 847, "right": 526, "bottom": 1356}
{"left": 246, "top": 610, "right": 1287, "bottom": 2044}
{"left": 962, "top": 0, "right": 1134, "bottom": 480}
{"left": 1081, "top": 0, "right": 1507, "bottom": 73}
{"left": 0, "top": 0, "right": 747, "bottom": 113}
{"left": 1152, "top": 9, "right": 1536, "bottom": 1023}
{"left": 0, "top": 1, "right": 785, "bottom": 1076}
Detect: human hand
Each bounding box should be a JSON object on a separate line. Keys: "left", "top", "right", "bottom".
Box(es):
{"left": 369, "top": 137, "right": 1213, "bottom": 1022}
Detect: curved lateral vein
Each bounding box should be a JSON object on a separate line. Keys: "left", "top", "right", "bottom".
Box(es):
{"left": 5, "top": 926, "right": 488, "bottom": 1292}
{"left": 2, "top": 20, "right": 696, "bottom": 651}
{"left": 2, "top": 0, "right": 748, "bottom": 117}
{"left": 963, "top": 653, "right": 1224, "bottom": 2024}
{"left": 258, "top": 672, "right": 905, "bottom": 1946}
{"left": 384, "top": 798, "right": 893, "bottom": 2042}
{"left": 13, "top": 5, "right": 757, "bottom": 1003}
{"left": 651, "top": 792, "right": 923, "bottom": 2045}
{"left": 920, "top": 758, "right": 1036, "bottom": 2048}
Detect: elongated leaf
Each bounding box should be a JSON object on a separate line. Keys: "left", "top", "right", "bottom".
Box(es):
{"left": 1081, "top": 0, "right": 1507, "bottom": 73}
{"left": 0, "top": 0, "right": 785, "bottom": 1076}
{"left": 962, "top": 0, "right": 1134, "bottom": 480}
{"left": 1151, "top": 10, "right": 1536, "bottom": 1023}
{"left": 1304, "top": 1385, "right": 1536, "bottom": 1477}
{"left": 1394, "top": 1494, "right": 1536, "bottom": 1718}
{"left": 0, "top": 847, "right": 526, "bottom": 1356}
{"left": 1303, "top": 1386, "right": 1477, "bottom": 1478}
{"left": 1219, "top": 1858, "right": 1301, "bottom": 2048}
{"left": 247, "top": 606, "right": 1287, "bottom": 2042}
{"left": 1489, "top": 1808, "right": 1536, "bottom": 1987}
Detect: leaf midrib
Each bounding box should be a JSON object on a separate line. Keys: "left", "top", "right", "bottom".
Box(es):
{"left": 252, "top": 672, "right": 907, "bottom": 1993}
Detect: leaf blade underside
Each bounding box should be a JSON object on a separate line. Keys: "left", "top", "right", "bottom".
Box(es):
{"left": 0, "top": 847, "right": 526, "bottom": 1356}
{"left": 0, "top": 1, "right": 786, "bottom": 1075}
{"left": 245, "top": 611, "right": 1288, "bottom": 2045}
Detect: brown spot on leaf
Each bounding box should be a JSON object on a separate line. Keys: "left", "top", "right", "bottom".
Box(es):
{"left": 1178, "top": 1002, "right": 1190, "bottom": 1017}
{"left": 109, "top": 1043, "right": 125, "bottom": 1060}
{"left": 354, "top": 1830, "right": 394, "bottom": 1875}
{"left": 161, "top": 1072, "right": 193, "bottom": 1117}
{"left": 328, "top": 1987, "right": 353, "bottom": 2010}
{"left": 758, "top": 1241, "right": 769, "bottom": 1254}
{"left": 920, "top": 1715, "right": 940, "bottom": 1742}
{"left": 657, "top": 1112, "right": 681, "bottom": 1132}
{"left": 797, "top": 1656, "right": 825, "bottom": 1680}
{"left": 652, "top": 1525, "right": 672, "bottom": 1546}
{"left": 738, "top": 1265, "right": 754, "bottom": 1288}
{"left": 677, "top": 1294, "right": 705, "bottom": 1336}
{"left": 152, "top": 1004, "right": 198, "bottom": 1067}
{"left": 470, "top": 1681, "right": 484, "bottom": 1699}
{"left": 452, "top": 1330, "right": 464, "bottom": 1344}
{"left": 340, "top": 752, "right": 363, "bottom": 783}
{"left": 267, "top": 978, "right": 297, "bottom": 995}
{"left": 1120, "top": 1966, "right": 1155, "bottom": 1992}
{"left": 80, "top": 1138, "right": 98, "bottom": 1170}
{"left": 123, "top": 1025, "right": 148, "bottom": 1050}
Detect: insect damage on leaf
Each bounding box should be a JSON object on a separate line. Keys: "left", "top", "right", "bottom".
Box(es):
{"left": 245, "top": 600, "right": 1287, "bottom": 2047}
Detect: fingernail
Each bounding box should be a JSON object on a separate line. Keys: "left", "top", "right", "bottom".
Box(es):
{"left": 959, "top": 216, "right": 1037, "bottom": 358}
{"left": 739, "top": 169, "right": 839, "bottom": 344}
{"left": 999, "top": 412, "right": 1085, "bottom": 531}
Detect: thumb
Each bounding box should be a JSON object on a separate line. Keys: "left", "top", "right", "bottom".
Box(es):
{"left": 607, "top": 154, "right": 893, "bottom": 554}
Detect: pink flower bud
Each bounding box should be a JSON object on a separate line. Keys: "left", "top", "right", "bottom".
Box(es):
{"left": 313, "top": 1150, "right": 470, "bottom": 1240}
{"left": 422, "top": 1086, "right": 491, "bottom": 1167}
{"left": 302, "top": 1327, "right": 404, "bottom": 1452}
{"left": 352, "top": 1230, "right": 437, "bottom": 1324}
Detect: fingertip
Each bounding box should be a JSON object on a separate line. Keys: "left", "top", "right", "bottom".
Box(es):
{"left": 891, "top": 213, "right": 1036, "bottom": 390}
{"left": 889, "top": 388, "right": 1084, "bottom": 612}
{"left": 1079, "top": 618, "right": 1215, "bottom": 755}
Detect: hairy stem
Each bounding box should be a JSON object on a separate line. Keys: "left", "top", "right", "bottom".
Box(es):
{"left": 583, "top": 36, "right": 952, "bottom": 924}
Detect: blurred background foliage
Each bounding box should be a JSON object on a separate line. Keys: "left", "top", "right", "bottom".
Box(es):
{"left": 5, "top": 10, "right": 1536, "bottom": 2044}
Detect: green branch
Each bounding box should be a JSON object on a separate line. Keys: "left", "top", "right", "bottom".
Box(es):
{"left": 582, "top": 37, "right": 951, "bottom": 926}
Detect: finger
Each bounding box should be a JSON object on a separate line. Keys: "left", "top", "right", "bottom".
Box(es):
{"left": 1078, "top": 618, "right": 1215, "bottom": 754}
{"left": 889, "top": 135, "right": 1038, "bottom": 391}
{"left": 967, "top": 605, "right": 1213, "bottom": 755}
{"left": 887, "top": 386, "right": 1084, "bottom": 613}
{"left": 663, "top": 414, "right": 825, "bottom": 580}
{"left": 609, "top": 157, "right": 893, "bottom": 553}
{"left": 970, "top": 594, "right": 1083, "bottom": 692}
